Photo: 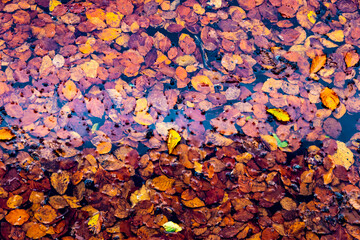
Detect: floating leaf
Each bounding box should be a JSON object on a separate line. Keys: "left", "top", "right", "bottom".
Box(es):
{"left": 167, "top": 129, "right": 181, "bottom": 154}
{"left": 307, "top": 11, "right": 317, "bottom": 24}
{"left": 345, "top": 51, "right": 360, "bottom": 68}
{"left": 80, "top": 60, "right": 99, "bottom": 78}
{"left": 5, "top": 209, "right": 30, "bottom": 225}
{"left": 330, "top": 141, "right": 354, "bottom": 170}
{"left": 62, "top": 80, "right": 77, "bottom": 101}
{"left": 151, "top": 175, "right": 175, "bottom": 191}
{"left": 266, "top": 109, "right": 290, "bottom": 122}
{"left": 0, "top": 127, "right": 15, "bottom": 140}
{"left": 96, "top": 141, "right": 112, "bottom": 154}
{"left": 272, "top": 133, "right": 289, "bottom": 148}
{"left": 26, "top": 223, "right": 48, "bottom": 239}
{"left": 133, "top": 112, "right": 154, "bottom": 126}
{"left": 320, "top": 87, "right": 339, "bottom": 110}
{"left": 98, "top": 28, "right": 121, "bottom": 41}
{"left": 191, "top": 75, "right": 215, "bottom": 94}
{"left": 327, "top": 30, "right": 344, "bottom": 42}
{"left": 163, "top": 221, "right": 182, "bottom": 233}
{"left": 310, "top": 55, "right": 326, "bottom": 73}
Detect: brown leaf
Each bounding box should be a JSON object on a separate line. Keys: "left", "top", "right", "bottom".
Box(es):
{"left": 51, "top": 171, "right": 70, "bottom": 195}
{"left": 34, "top": 205, "right": 57, "bottom": 224}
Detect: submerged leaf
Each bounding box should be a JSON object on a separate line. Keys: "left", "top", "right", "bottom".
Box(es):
{"left": 163, "top": 221, "right": 182, "bottom": 233}
{"left": 272, "top": 134, "right": 289, "bottom": 148}
{"left": 167, "top": 129, "right": 181, "bottom": 154}
{"left": 266, "top": 109, "right": 290, "bottom": 122}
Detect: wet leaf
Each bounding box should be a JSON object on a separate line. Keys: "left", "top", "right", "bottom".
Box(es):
{"left": 133, "top": 112, "right": 154, "bottom": 126}
{"left": 88, "top": 212, "right": 102, "bottom": 234}
{"left": 80, "top": 60, "right": 99, "bottom": 78}
{"left": 130, "top": 185, "right": 150, "bottom": 207}
{"left": 167, "top": 129, "right": 181, "bottom": 154}
{"left": 151, "top": 175, "right": 175, "bottom": 191}
{"left": 191, "top": 75, "right": 215, "bottom": 94}
{"left": 34, "top": 205, "right": 57, "bottom": 224}
{"left": 7, "top": 195, "right": 23, "bottom": 208}
{"left": 5, "top": 209, "right": 30, "bottom": 225}
{"left": 310, "top": 55, "right": 326, "bottom": 74}
{"left": 266, "top": 108, "right": 290, "bottom": 122}
{"left": 51, "top": 171, "right": 70, "bottom": 195}
{"left": 330, "top": 141, "right": 354, "bottom": 170}
{"left": 62, "top": 80, "right": 78, "bottom": 101}
{"left": 345, "top": 51, "right": 360, "bottom": 68}
{"left": 181, "top": 197, "right": 205, "bottom": 208}
{"left": 26, "top": 223, "right": 48, "bottom": 239}
{"left": 320, "top": 87, "right": 340, "bottom": 110}
{"left": 272, "top": 133, "right": 289, "bottom": 148}
{"left": 96, "top": 141, "right": 112, "bottom": 154}
{"left": 163, "top": 221, "right": 182, "bottom": 233}
{"left": 98, "top": 28, "right": 121, "bottom": 41}
{"left": 0, "top": 127, "right": 15, "bottom": 140}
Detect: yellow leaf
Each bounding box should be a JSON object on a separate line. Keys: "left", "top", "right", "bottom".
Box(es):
{"left": 310, "top": 55, "right": 326, "bottom": 73}
{"left": 79, "top": 43, "right": 93, "bottom": 54}
{"left": 307, "top": 11, "right": 317, "bottom": 24}
{"left": 133, "top": 112, "right": 154, "bottom": 126}
{"left": 260, "top": 135, "right": 278, "bottom": 151}
{"left": 7, "top": 195, "right": 23, "bottom": 209}
{"left": 194, "top": 161, "right": 202, "bottom": 173}
{"left": 175, "top": 55, "right": 197, "bottom": 66}
{"left": 345, "top": 51, "right": 360, "bottom": 68}
{"left": 105, "top": 12, "right": 121, "bottom": 27}
{"left": 181, "top": 197, "right": 205, "bottom": 208}
{"left": 0, "top": 127, "right": 15, "bottom": 140}
{"left": 130, "top": 185, "right": 150, "bottom": 207}
{"left": 191, "top": 75, "right": 215, "bottom": 94}
{"left": 62, "top": 80, "right": 77, "bottom": 101}
{"left": 80, "top": 60, "right": 99, "bottom": 78}
{"left": 34, "top": 205, "right": 57, "bottom": 224}
{"left": 88, "top": 212, "right": 102, "bottom": 234}
{"left": 63, "top": 195, "right": 82, "bottom": 208}
{"left": 266, "top": 108, "right": 290, "bottom": 122}
{"left": 320, "top": 87, "right": 339, "bottom": 110}
{"left": 151, "top": 175, "right": 175, "bottom": 191}
{"left": 167, "top": 129, "right": 181, "bottom": 154}
{"left": 98, "top": 28, "right": 121, "bottom": 41}
{"left": 135, "top": 98, "right": 148, "bottom": 112}
{"left": 51, "top": 171, "right": 70, "bottom": 195}
{"left": 330, "top": 141, "right": 354, "bottom": 170}
{"left": 49, "top": 0, "right": 61, "bottom": 11}
{"left": 327, "top": 30, "right": 344, "bottom": 42}
{"left": 96, "top": 141, "right": 112, "bottom": 154}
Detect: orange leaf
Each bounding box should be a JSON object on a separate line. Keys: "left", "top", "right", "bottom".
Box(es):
{"left": 181, "top": 197, "right": 205, "bottom": 208}
{"left": 191, "top": 75, "right": 215, "bottom": 94}
{"left": 62, "top": 80, "right": 77, "bottom": 101}
{"left": 26, "top": 223, "right": 48, "bottom": 239}
{"left": 34, "top": 205, "right": 57, "bottom": 224}
{"left": 151, "top": 175, "right": 175, "bottom": 191}
{"left": 0, "top": 127, "right": 15, "bottom": 140}
{"left": 320, "top": 87, "right": 339, "bottom": 110}
{"left": 310, "top": 55, "right": 326, "bottom": 73}
{"left": 98, "top": 28, "right": 121, "bottom": 41}
{"left": 96, "top": 141, "right": 112, "bottom": 154}
{"left": 7, "top": 195, "right": 23, "bottom": 209}
{"left": 345, "top": 51, "right": 360, "bottom": 68}
{"left": 5, "top": 209, "right": 30, "bottom": 225}
{"left": 51, "top": 171, "right": 70, "bottom": 195}
{"left": 133, "top": 112, "right": 154, "bottom": 126}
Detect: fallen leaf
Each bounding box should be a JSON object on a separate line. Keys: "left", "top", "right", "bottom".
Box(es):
{"left": 62, "top": 80, "right": 77, "bottom": 101}
{"left": 51, "top": 171, "right": 70, "bottom": 195}
{"left": 320, "top": 87, "right": 340, "bottom": 110}
{"left": 167, "top": 129, "right": 181, "bottom": 154}
{"left": 34, "top": 205, "right": 57, "bottom": 224}
{"left": 163, "top": 221, "right": 182, "bottom": 233}
{"left": 96, "top": 141, "right": 112, "bottom": 154}
{"left": 330, "top": 141, "right": 354, "bottom": 170}
{"left": 151, "top": 175, "right": 175, "bottom": 191}
{"left": 133, "top": 112, "right": 154, "bottom": 126}
{"left": 130, "top": 185, "right": 150, "bottom": 207}
{"left": 80, "top": 60, "right": 99, "bottom": 78}
{"left": 181, "top": 197, "right": 205, "bottom": 208}
{"left": 98, "top": 28, "right": 121, "bottom": 41}
{"left": 49, "top": 0, "right": 61, "bottom": 11}
{"left": 88, "top": 212, "right": 102, "bottom": 234}
{"left": 327, "top": 30, "right": 344, "bottom": 42}
{"left": 7, "top": 195, "right": 23, "bottom": 208}
{"left": 26, "top": 223, "right": 48, "bottom": 239}
{"left": 0, "top": 127, "right": 15, "bottom": 140}
{"left": 345, "top": 51, "right": 360, "bottom": 68}
{"left": 266, "top": 108, "right": 290, "bottom": 122}
{"left": 5, "top": 209, "right": 30, "bottom": 225}
{"left": 191, "top": 75, "right": 215, "bottom": 94}
{"left": 310, "top": 55, "right": 326, "bottom": 73}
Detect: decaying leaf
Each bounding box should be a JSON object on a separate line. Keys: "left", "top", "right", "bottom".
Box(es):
{"left": 181, "top": 197, "right": 205, "bottom": 208}
{"left": 130, "top": 185, "right": 150, "bottom": 207}
{"left": 167, "top": 129, "right": 181, "bottom": 154}
{"left": 191, "top": 75, "right": 215, "bottom": 94}
{"left": 7, "top": 195, "right": 23, "bottom": 208}
{"left": 266, "top": 109, "right": 290, "bottom": 122}
{"left": 88, "top": 212, "right": 102, "bottom": 234}
{"left": 320, "top": 87, "right": 340, "bottom": 110}
{"left": 34, "top": 205, "right": 57, "bottom": 224}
